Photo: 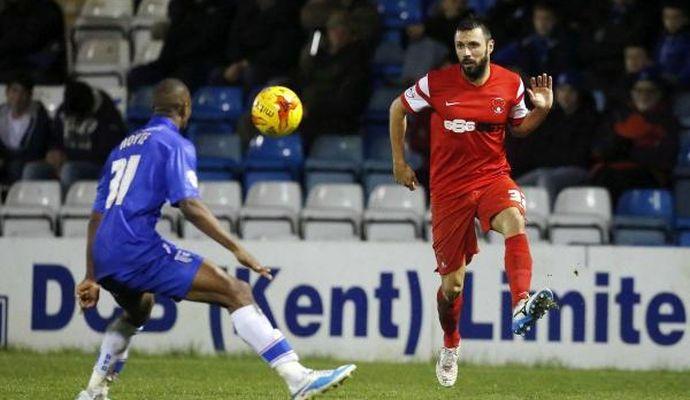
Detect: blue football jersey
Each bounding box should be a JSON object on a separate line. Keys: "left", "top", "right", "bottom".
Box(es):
{"left": 92, "top": 116, "right": 200, "bottom": 279}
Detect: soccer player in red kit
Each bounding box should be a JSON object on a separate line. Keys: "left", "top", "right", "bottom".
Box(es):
{"left": 389, "top": 16, "right": 558, "bottom": 387}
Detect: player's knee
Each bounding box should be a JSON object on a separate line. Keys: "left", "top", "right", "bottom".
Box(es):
{"left": 443, "top": 285, "right": 463, "bottom": 301}
{"left": 498, "top": 207, "right": 525, "bottom": 236}
{"left": 223, "top": 279, "right": 253, "bottom": 309}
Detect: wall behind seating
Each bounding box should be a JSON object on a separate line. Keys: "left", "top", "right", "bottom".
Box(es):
{"left": 0, "top": 239, "right": 687, "bottom": 370}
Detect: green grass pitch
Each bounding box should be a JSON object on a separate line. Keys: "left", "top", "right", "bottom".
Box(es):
{"left": 1, "top": 349, "right": 689, "bottom": 399}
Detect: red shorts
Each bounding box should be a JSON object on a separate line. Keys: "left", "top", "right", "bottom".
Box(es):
{"left": 431, "top": 176, "right": 526, "bottom": 275}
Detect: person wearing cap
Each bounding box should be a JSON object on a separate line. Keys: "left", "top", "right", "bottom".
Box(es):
{"left": 590, "top": 68, "right": 679, "bottom": 201}
{"left": 507, "top": 70, "right": 599, "bottom": 204}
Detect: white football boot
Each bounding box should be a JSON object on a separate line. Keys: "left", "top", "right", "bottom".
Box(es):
{"left": 291, "top": 364, "right": 356, "bottom": 400}
{"left": 436, "top": 346, "right": 460, "bottom": 387}
{"left": 75, "top": 389, "right": 110, "bottom": 400}
{"left": 512, "top": 288, "right": 559, "bottom": 335}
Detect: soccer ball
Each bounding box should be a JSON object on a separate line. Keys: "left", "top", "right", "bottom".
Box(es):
{"left": 251, "top": 86, "right": 303, "bottom": 137}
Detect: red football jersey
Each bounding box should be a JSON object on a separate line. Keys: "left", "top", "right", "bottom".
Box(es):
{"left": 400, "top": 63, "right": 528, "bottom": 203}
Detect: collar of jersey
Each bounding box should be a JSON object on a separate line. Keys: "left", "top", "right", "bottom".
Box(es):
{"left": 146, "top": 116, "right": 179, "bottom": 133}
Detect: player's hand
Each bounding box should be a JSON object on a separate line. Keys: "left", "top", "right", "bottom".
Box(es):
{"left": 76, "top": 278, "right": 100, "bottom": 309}
{"left": 393, "top": 161, "right": 419, "bottom": 191}
{"left": 527, "top": 73, "right": 553, "bottom": 111}
{"left": 234, "top": 248, "right": 273, "bottom": 280}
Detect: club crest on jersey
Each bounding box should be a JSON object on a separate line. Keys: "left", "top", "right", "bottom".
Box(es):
{"left": 490, "top": 97, "right": 506, "bottom": 114}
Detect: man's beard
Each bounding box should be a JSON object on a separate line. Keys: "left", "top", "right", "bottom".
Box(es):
{"left": 461, "top": 53, "right": 489, "bottom": 81}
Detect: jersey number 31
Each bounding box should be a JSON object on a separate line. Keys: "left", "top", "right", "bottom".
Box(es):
{"left": 106, "top": 155, "right": 141, "bottom": 209}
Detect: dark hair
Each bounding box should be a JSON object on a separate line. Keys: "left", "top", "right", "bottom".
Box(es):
{"left": 7, "top": 72, "right": 34, "bottom": 92}
{"left": 64, "top": 80, "right": 94, "bottom": 116}
{"left": 663, "top": 0, "right": 689, "bottom": 13}
{"left": 456, "top": 15, "right": 492, "bottom": 39}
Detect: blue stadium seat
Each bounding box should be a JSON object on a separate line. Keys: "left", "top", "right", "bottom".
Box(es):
{"left": 305, "top": 135, "right": 362, "bottom": 175}
{"left": 195, "top": 134, "right": 242, "bottom": 180}
{"left": 675, "top": 141, "right": 690, "bottom": 177}
{"left": 243, "top": 134, "right": 304, "bottom": 178}
{"left": 364, "top": 172, "right": 395, "bottom": 197}
{"left": 21, "top": 161, "right": 56, "bottom": 181}
{"left": 375, "top": 0, "right": 423, "bottom": 28}
{"left": 127, "top": 86, "right": 154, "bottom": 123}
{"left": 367, "top": 87, "right": 400, "bottom": 122}
{"left": 60, "top": 161, "right": 102, "bottom": 193}
{"left": 363, "top": 133, "right": 422, "bottom": 173}
{"left": 675, "top": 179, "right": 690, "bottom": 229}
{"left": 678, "top": 230, "right": 690, "bottom": 246}
{"left": 191, "top": 86, "right": 244, "bottom": 122}
{"left": 304, "top": 171, "right": 356, "bottom": 196}
{"left": 372, "top": 30, "right": 404, "bottom": 84}
{"left": 186, "top": 121, "right": 234, "bottom": 139}
{"left": 612, "top": 189, "right": 673, "bottom": 246}
{"left": 243, "top": 170, "right": 294, "bottom": 195}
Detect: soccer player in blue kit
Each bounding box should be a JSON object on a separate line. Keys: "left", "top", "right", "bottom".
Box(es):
{"left": 75, "top": 79, "right": 355, "bottom": 400}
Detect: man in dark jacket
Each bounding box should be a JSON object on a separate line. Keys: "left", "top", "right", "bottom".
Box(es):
{"left": 0, "top": 73, "right": 52, "bottom": 184}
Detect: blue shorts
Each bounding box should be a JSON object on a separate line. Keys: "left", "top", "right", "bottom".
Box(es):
{"left": 98, "top": 243, "right": 203, "bottom": 302}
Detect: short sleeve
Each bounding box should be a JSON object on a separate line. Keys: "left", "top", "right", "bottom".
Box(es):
{"left": 92, "top": 163, "right": 110, "bottom": 213}
{"left": 165, "top": 142, "right": 200, "bottom": 205}
{"left": 400, "top": 74, "right": 432, "bottom": 113}
{"left": 509, "top": 78, "right": 529, "bottom": 126}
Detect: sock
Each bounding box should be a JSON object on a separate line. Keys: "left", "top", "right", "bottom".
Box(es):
{"left": 505, "top": 233, "right": 533, "bottom": 307}
{"left": 437, "top": 287, "right": 464, "bottom": 348}
{"left": 231, "top": 304, "right": 307, "bottom": 391}
{"left": 88, "top": 317, "right": 140, "bottom": 393}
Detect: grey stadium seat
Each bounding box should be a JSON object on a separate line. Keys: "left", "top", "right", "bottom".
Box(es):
{"left": 239, "top": 182, "right": 302, "bottom": 240}
{"left": 548, "top": 187, "right": 612, "bottom": 245}
{"left": 59, "top": 181, "right": 98, "bottom": 237}
{"left": 133, "top": 40, "right": 163, "bottom": 67}
{"left": 74, "top": 38, "right": 130, "bottom": 88}
{"left": 182, "top": 181, "right": 242, "bottom": 239}
{"left": 157, "top": 204, "right": 180, "bottom": 238}
{"left": 73, "top": 0, "right": 133, "bottom": 44}
{"left": 131, "top": 0, "right": 170, "bottom": 56}
{"left": 33, "top": 86, "right": 66, "bottom": 118}
{"left": 486, "top": 186, "right": 550, "bottom": 244}
{"left": 300, "top": 184, "right": 364, "bottom": 241}
{"left": 363, "top": 184, "right": 426, "bottom": 241}
{"left": 1, "top": 181, "right": 61, "bottom": 237}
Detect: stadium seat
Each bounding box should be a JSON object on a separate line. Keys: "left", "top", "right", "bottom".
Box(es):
{"left": 612, "top": 189, "right": 673, "bottom": 246}
{"left": 59, "top": 181, "right": 98, "bottom": 237}
{"left": 239, "top": 182, "right": 302, "bottom": 240}
{"left": 523, "top": 186, "right": 551, "bottom": 241}
{"left": 243, "top": 134, "right": 304, "bottom": 181}
{"left": 548, "top": 187, "right": 612, "bottom": 245}
{"left": 364, "top": 172, "right": 395, "bottom": 198}
{"left": 305, "top": 135, "right": 363, "bottom": 176}
{"left": 132, "top": 40, "right": 163, "bottom": 67}
{"left": 73, "top": 0, "right": 133, "bottom": 44}
{"left": 375, "top": 0, "right": 423, "bottom": 28}
{"left": 131, "top": 0, "right": 170, "bottom": 56}
{"left": 21, "top": 162, "right": 56, "bottom": 181}
{"left": 1, "top": 181, "right": 61, "bottom": 237}
{"left": 191, "top": 86, "right": 244, "bottom": 122}
{"left": 185, "top": 121, "right": 234, "bottom": 139}
{"left": 675, "top": 141, "right": 690, "bottom": 177}
{"left": 304, "top": 171, "right": 356, "bottom": 196}
{"left": 363, "top": 184, "right": 426, "bottom": 241}
{"left": 195, "top": 134, "right": 242, "bottom": 180}
{"left": 243, "top": 171, "right": 293, "bottom": 195}
{"left": 675, "top": 179, "right": 690, "bottom": 229}
{"left": 33, "top": 86, "right": 65, "bottom": 118}
{"left": 60, "top": 161, "right": 102, "bottom": 194}
{"left": 367, "top": 87, "right": 400, "bottom": 122}
{"left": 362, "top": 133, "right": 422, "bottom": 173}
{"left": 300, "top": 184, "right": 364, "bottom": 241}
{"left": 127, "top": 86, "right": 154, "bottom": 123}
{"left": 372, "top": 30, "right": 404, "bottom": 83}
{"left": 157, "top": 204, "right": 179, "bottom": 238}
{"left": 182, "top": 181, "right": 242, "bottom": 239}
{"left": 678, "top": 230, "right": 690, "bottom": 246}
{"left": 74, "top": 38, "right": 130, "bottom": 87}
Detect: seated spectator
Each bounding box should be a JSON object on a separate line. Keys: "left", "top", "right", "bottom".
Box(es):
{"left": 507, "top": 71, "right": 598, "bottom": 203}
{"left": 0, "top": 0, "right": 66, "bottom": 84}
{"left": 0, "top": 73, "right": 51, "bottom": 184}
{"left": 656, "top": 1, "right": 690, "bottom": 87}
{"left": 590, "top": 69, "right": 679, "bottom": 201}
{"left": 128, "top": 0, "right": 234, "bottom": 93}
{"left": 45, "top": 80, "right": 127, "bottom": 178}
{"left": 300, "top": 0, "right": 381, "bottom": 53}
{"left": 493, "top": 1, "right": 579, "bottom": 77}
{"left": 211, "top": 0, "right": 303, "bottom": 88}
{"left": 297, "top": 11, "right": 371, "bottom": 147}
{"left": 400, "top": 21, "right": 448, "bottom": 87}
{"left": 424, "top": 0, "right": 474, "bottom": 58}
{"left": 606, "top": 42, "right": 654, "bottom": 109}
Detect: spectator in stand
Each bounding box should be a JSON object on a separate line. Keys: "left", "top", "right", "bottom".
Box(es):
{"left": 493, "top": 1, "right": 579, "bottom": 77}
{"left": 656, "top": 1, "right": 690, "bottom": 87}
{"left": 212, "top": 0, "right": 303, "bottom": 88}
{"left": 485, "top": 0, "right": 534, "bottom": 47}
{"left": 0, "top": 0, "right": 66, "bottom": 84}
{"left": 0, "top": 73, "right": 52, "bottom": 184}
{"left": 297, "top": 11, "right": 370, "bottom": 147}
{"left": 424, "top": 0, "right": 474, "bottom": 59}
{"left": 606, "top": 42, "right": 655, "bottom": 108}
{"left": 300, "top": 0, "right": 381, "bottom": 53}
{"left": 127, "top": 0, "right": 234, "bottom": 93}
{"left": 44, "top": 80, "right": 127, "bottom": 179}
{"left": 400, "top": 21, "right": 448, "bottom": 87}
{"left": 507, "top": 71, "right": 598, "bottom": 204}
{"left": 590, "top": 68, "right": 679, "bottom": 201}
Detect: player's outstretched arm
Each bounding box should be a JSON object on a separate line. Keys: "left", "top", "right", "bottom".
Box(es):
{"left": 512, "top": 73, "right": 553, "bottom": 137}
{"left": 390, "top": 97, "right": 419, "bottom": 191}
{"left": 77, "top": 211, "right": 103, "bottom": 309}
{"left": 179, "top": 198, "right": 272, "bottom": 280}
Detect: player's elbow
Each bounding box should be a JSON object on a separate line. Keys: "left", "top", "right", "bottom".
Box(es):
{"left": 389, "top": 97, "right": 404, "bottom": 115}
{"left": 179, "top": 198, "right": 205, "bottom": 223}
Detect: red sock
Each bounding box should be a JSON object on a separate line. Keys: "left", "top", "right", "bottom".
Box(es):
{"left": 504, "top": 233, "right": 532, "bottom": 307}
{"left": 437, "top": 287, "right": 464, "bottom": 348}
